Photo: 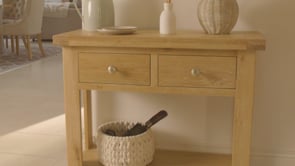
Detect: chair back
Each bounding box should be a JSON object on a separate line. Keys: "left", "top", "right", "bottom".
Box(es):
{"left": 3, "top": 0, "right": 45, "bottom": 35}
{"left": 22, "top": 0, "right": 45, "bottom": 34}
{"left": 3, "top": 0, "right": 25, "bottom": 20}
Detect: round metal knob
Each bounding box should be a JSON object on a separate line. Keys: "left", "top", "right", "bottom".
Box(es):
{"left": 191, "top": 68, "right": 200, "bottom": 76}
{"left": 107, "top": 65, "right": 117, "bottom": 74}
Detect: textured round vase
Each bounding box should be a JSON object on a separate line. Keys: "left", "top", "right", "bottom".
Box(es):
{"left": 197, "top": 0, "right": 239, "bottom": 35}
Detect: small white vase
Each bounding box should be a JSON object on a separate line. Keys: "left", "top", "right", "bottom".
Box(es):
{"left": 160, "top": 2, "right": 176, "bottom": 35}
{"left": 197, "top": 0, "right": 239, "bottom": 35}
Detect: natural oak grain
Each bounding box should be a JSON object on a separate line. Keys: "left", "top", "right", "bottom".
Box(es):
{"left": 63, "top": 48, "right": 83, "bottom": 166}
{"left": 158, "top": 55, "right": 237, "bottom": 88}
{"left": 232, "top": 51, "right": 256, "bottom": 166}
{"left": 83, "top": 149, "right": 231, "bottom": 166}
{"left": 78, "top": 53, "right": 150, "bottom": 85}
{"left": 53, "top": 30, "right": 265, "bottom": 166}
{"left": 53, "top": 30, "right": 265, "bottom": 50}
{"left": 82, "top": 90, "right": 94, "bottom": 150}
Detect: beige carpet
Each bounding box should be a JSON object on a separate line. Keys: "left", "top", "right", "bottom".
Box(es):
{"left": 0, "top": 41, "right": 62, "bottom": 74}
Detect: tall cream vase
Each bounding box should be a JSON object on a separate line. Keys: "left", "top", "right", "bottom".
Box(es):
{"left": 197, "top": 0, "right": 239, "bottom": 35}
{"left": 74, "top": 0, "right": 114, "bottom": 31}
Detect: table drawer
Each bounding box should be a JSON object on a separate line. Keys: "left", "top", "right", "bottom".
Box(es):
{"left": 78, "top": 53, "right": 150, "bottom": 85}
{"left": 158, "top": 55, "right": 236, "bottom": 88}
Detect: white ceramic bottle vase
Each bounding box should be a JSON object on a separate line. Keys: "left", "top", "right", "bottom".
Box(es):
{"left": 160, "top": 2, "right": 176, "bottom": 35}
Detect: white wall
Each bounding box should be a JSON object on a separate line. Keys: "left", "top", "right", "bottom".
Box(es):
{"left": 93, "top": 0, "right": 295, "bottom": 165}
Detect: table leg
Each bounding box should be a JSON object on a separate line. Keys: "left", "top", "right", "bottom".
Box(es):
{"left": 232, "top": 51, "right": 256, "bottom": 166}
{"left": 82, "top": 90, "right": 94, "bottom": 150}
{"left": 63, "top": 48, "right": 83, "bottom": 166}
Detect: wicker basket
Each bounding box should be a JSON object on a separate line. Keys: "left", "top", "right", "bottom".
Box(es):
{"left": 96, "top": 121, "right": 155, "bottom": 166}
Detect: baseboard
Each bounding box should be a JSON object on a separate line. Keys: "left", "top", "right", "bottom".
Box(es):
{"left": 252, "top": 150, "right": 295, "bottom": 159}
{"left": 158, "top": 143, "right": 295, "bottom": 166}
{"left": 251, "top": 149, "right": 295, "bottom": 166}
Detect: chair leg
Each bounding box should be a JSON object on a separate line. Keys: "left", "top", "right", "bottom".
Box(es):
{"left": 25, "top": 35, "right": 33, "bottom": 60}
{"left": 5, "top": 36, "right": 8, "bottom": 48}
{"left": 22, "top": 36, "right": 28, "bottom": 50}
{"left": 11, "top": 35, "right": 15, "bottom": 53}
{"left": 37, "top": 34, "right": 45, "bottom": 57}
{"left": 15, "top": 36, "right": 19, "bottom": 56}
{"left": 0, "top": 35, "right": 3, "bottom": 52}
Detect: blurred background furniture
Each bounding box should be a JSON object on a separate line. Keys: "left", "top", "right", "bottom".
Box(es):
{"left": 2, "top": 0, "right": 25, "bottom": 55}
{"left": 42, "top": 0, "right": 81, "bottom": 40}
{"left": 2, "top": 0, "right": 45, "bottom": 59}
{"left": 0, "top": 5, "right": 3, "bottom": 53}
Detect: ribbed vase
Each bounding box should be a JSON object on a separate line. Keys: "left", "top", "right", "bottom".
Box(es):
{"left": 197, "top": 0, "right": 239, "bottom": 35}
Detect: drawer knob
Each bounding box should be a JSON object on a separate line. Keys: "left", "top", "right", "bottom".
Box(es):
{"left": 191, "top": 68, "right": 200, "bottom": 76}
{"left": 107, "top": 65, "right": 117, "bottom": 74}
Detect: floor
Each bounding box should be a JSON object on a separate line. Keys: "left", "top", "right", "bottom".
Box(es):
{"left": 0, "top": 55, "right": 67, "bottom": 166}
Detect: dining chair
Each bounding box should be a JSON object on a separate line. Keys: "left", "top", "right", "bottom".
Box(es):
{"left": 2, "top": 0, "right": 45, "bottom": 60}
{"left": 2, "top": 0, "right": 26, "bottom": 55}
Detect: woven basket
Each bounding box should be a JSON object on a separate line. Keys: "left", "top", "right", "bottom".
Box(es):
{"left": 96, "top": 121, "right": 155, "bottom": 166}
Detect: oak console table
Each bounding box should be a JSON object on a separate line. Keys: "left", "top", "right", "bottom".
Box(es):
{"left": 53, "top": 30, "right": 265, "bottom": 166}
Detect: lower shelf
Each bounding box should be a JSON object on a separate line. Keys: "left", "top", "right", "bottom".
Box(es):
{"left": 83, "top": 149, "right": 232, "bottom": 166}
